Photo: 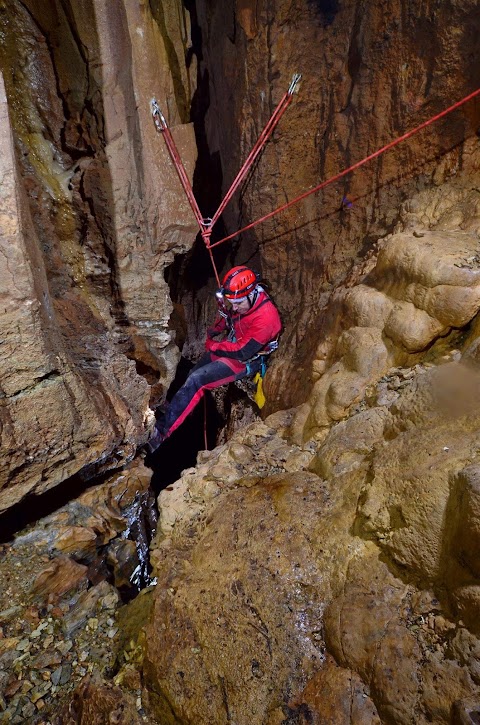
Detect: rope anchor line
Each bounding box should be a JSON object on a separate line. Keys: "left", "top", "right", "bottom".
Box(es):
{"left": 151, "top": 79, "right": 480, "bottom": 272}
{"left": 150, "top": 73, "right": 301, "bottom": 283}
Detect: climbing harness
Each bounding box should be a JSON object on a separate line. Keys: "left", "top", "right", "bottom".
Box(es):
{"left": 244, "top": 339, "right": 279, "bottom": 376}
{"left": 243, "top": 339, "right": 279, "bottom": 409}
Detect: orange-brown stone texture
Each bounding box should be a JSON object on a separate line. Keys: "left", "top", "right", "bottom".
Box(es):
{"left": 1, "top": 1, "right": 480, "bottom": 724}
{"left": 0, "top": 0, "right": 197, "bottom": 509}
{"left": 191, "top": 0, "right": 480, "bottom": 410}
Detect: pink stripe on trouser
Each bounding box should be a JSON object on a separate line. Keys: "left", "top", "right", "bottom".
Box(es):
{"left": 166, "top": 373, "right": 237, "bottom": 436}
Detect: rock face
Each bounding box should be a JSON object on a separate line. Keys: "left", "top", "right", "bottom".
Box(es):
{"left": 192, "top": 0, "right": 480, "bottom": 410}
{"left": 1, "top": 0, "right": 480, "bottom": 509}
{"left": 144, "top": 345, "right": 480, "bottom": 723}
{"left": 0, "top": 0, "right": 197, "bottom": 508}
{"left": 140, "top": 126, "right": 480, "bottom": 724}
{"left": 0, "top": 458, "right": 155, "bottom": 722}
{"left": 291, "top": 172, "right": 480, "bottom": 441}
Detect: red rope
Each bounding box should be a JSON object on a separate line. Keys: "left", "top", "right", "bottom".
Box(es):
{"left": 203, "top": 396, "right": 208, "bottom": 450}
{"left": 203, "top": 230, "right": 221, "bottom": 287}
{"left": 152, "top": 77, "right": 301, "bottom": 287}
{"left": 207, "top": 86, "right": 480, "bottom": 250}
{"left": 160, "top": 123, "right": 205, "bottom": 230}
{"left": 153, "top": 106, "right": 223, "bottom": 284}
{"left": 209, "top": 91, "right": 294, "bottom": 227}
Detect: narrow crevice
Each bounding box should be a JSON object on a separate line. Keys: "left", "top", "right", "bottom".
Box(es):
{"left": 149, "top": 0, "right": 190, "bottom": 124}
{"left": 7, "top": 369, "right": 61, "bottom": 400}
{"left": 307, "top": 0, "right": 340, "bottom": 27}
{"left": 151, "top": 0, "right": 256, "bottom": 470}
{"left": 148, "top": 356, "right": 224, "bottom": 492}
{"left": 0, "top": 470, "right": 108, "bottom": 544}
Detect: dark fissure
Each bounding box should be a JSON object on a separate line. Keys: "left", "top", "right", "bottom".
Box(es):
{"left": 147, "top": 0, "right": 264, "bottom": 485}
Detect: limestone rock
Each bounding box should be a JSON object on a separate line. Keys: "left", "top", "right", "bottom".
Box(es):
{"left": 143, "top": 410, "right": 374, "bottom": 723}
{"left": 31, "top": 556, "right": 88, "bottom": 599}
{"left": 449, "top": 465, "right": 480, "bottom": 579}
{"left": 294, "top": 226, "right": 480, "bottom": 442}
{"left": 375, "top": 230, "right": 480, "bottom": 335}
{"left": 145, "top": 465, "right": 364, "bottom": 725}
{"left": 452, "top": 697, "right": 480, "bottom": 725}
{"left": 142, "top": 350, "right": 480, "bottom": 723}
{"left": 422, "top": 656, "right": 476, "bottom": 724}
{"left": 53, "top": 527, "right": 98, "bottom": 559}
{"left": 1, "top": 3, "right": 480, "bottom": 724}
{"left": 54, "top": 672, "right": 144, "bottom": 724}
{"left": 309, "top": 406, "right": 390, "bottom": 479}
{"left": 355, "top": 363, "right": 480, "bottom": 582}
{"left": 0, "top": 0, "right": 197, "bottom": 510}
{"left": 289, "top": 655, "right": 381, "bottom": 724}
{"left": 324, "top": 554, "right": 409, "bottom": 685}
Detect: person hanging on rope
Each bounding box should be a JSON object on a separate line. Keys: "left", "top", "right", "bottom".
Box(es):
{"left": 146, "top": 266, "right": 282, "bottom": 453}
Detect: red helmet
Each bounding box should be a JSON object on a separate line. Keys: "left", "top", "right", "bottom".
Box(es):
{"left": 222, "top": 266, "right": 259, "bottom": 299}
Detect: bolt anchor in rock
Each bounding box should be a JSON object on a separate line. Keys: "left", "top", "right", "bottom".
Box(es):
{"left": 150, "top": 98, "right": 167, "bottom": 132}
{"left": 288, "top": 73, "right": 302, "bottom": 95}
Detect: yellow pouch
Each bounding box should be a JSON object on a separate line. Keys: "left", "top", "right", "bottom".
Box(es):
{"left": 253, "top": 372, "right": 266, "bottom": 409}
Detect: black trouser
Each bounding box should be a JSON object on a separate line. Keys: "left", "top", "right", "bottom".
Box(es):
{"left": 160, "top": 353, "right": 245, "bottom": 438}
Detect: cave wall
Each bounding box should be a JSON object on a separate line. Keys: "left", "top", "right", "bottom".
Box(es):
{"left": 1, "top": 0, "right": 479, "bottom": 508}
{"left": 193, "top": 0, "right": 480, "bottom": 409}
{"left": 0, "top": 0, "right": 197, "bottom": 510}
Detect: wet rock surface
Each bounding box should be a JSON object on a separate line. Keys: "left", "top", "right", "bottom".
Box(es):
{"left": 0, "top": 459, "right": 157, "bottom": 724}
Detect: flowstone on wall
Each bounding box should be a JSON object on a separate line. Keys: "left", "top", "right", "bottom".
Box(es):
{"left": 290, "top": 167, "right": 480, "bottom": 443}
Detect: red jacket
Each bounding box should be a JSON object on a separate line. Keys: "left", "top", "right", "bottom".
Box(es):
{"left": 205, "top": 288, "right": 281, "bottom": 374}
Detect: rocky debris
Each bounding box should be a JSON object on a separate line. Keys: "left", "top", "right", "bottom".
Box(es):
{"left": 0, "top": 578, "right": 121, "bottom": 723}
{"left": 31, "top": 557, "right": 89, "bottom": 600}
{"left": 0, "top": 459, "right": 156, "bottom": 723}
{"left": 52, "top": 672, "right": 146, "bottom": 725}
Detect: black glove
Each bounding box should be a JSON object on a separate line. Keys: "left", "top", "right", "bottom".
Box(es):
{"left": 207, "top": 327, "right": 223, "bottom": 340}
